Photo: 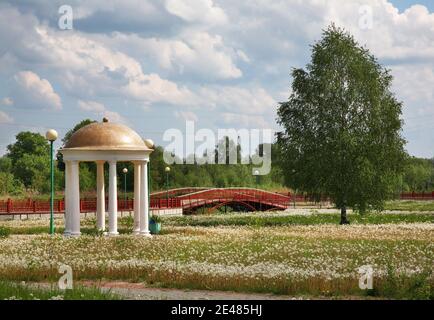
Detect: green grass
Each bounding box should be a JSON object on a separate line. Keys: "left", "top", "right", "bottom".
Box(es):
{"left": 1, "top": 212, "right": 432, "bottom": 236}
{"left": 384, "top": 200, "right": 434, "bottom": 211}
{"left": 0, "top": 222, "right": 432, "bottom": 299}
{"left": 0, "top": 226, "right": 11, "bottom": 237}
{"left": 0, "top": 281, "right": 121, "bottom": 300}
{"left": 161, "top": 212, "right": 434, "bottom": 228}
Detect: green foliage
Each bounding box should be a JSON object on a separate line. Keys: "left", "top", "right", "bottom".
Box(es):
{"left": 163, "top": 212, "right": 434, "bottom": 227}
{"left": 0, "top": 156, "right": 12, "bottom": 172}
{"left": 277, "top": 25, "right": 406, "bottom": 220}
{"left": 0, "top": 281, "right": 121, "bottom": 300}
{"left": 402, "top": 157, "right": 434, "bottom": 192}
{"left": 150, "top": 215, "right": 162, "bottom": 223}
{"left": 0, "top": 226, "right": 11, "bottom": 238}
{"left": 3, "top": 132, "right": 63, "bottom": 194}
{"left": 6, "top": 132, "right": 49, "bottom": 165}
{"left": 148, "top": 142, "right": 283, "bottom": 192}
{"left": 78, "top": 163, "right": 96, "bottom": 191}
{"left": 0, "top": 170, "right": 25, "bottom": 196}
{"left": 121, "top": 215, "right": 134, "bottom": 233}
{"left": 15, "top": 154, "right": 50, "bottom": 192}
{"left": 378, "top": 266, "right": 433, "bottom": 300}
{"left": 6, "top": 132, "right": 51, "bottom": 189}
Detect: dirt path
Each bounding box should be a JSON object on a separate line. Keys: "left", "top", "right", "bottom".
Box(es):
{"left": 29, "top": 281, "right": 380, "bottom": 300}
{"left": 79, "top": 281, "right": 304, "bottom": 300}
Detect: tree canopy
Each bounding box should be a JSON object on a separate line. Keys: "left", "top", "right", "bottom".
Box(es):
{"left": 6, "top": 132, "right": 51, "bottom": 189}
{"left": 277, "top": 25, "right": 406, "bottom": 223}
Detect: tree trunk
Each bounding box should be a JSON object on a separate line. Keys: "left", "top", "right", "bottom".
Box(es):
{"left": 340, "top": 206, "right": 350, "bottom": 225}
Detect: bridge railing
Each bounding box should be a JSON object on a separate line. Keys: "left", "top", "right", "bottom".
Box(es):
{"left": 0, "top": 197, "right": 181, "bottom": 215}
{"left": 177, "top": 188, "right": 293, "bottom": 210}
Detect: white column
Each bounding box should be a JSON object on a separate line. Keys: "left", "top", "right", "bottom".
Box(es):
{"left": 96, "top": 161, "right": 105, "bottom": 231}
{"left": 133, "top": 162, "right": 141, "bottom": 234}
{"left": 64, "top": 161, "right": 71, "bottom": 236}
{"left": 108, "top": 160, "right": 118, "bottom": 236}
{"left": 70, "top": 160, "right": 81, "bottom": 236}
{"left": 140, "top": 161, "right": 151, "bottom": 236}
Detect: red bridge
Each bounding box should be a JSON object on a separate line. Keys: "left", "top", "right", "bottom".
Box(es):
{"left": 0, "top": 188, "right": 294, "bottom": 215}
{"left": 152, "top": 187, "right": 294, "bottom": 213}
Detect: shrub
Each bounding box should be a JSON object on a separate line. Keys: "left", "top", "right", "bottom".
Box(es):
{"left": 0, "top": 226, "right": 11, "bottom": 238}
{"left": 150, "top": 215, "right": 162, "bottom": 223}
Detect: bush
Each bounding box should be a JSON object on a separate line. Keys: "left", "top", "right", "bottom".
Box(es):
{"left": 150, "top": 215, "right": 162, "bottom": 223}
{"left": 0, "top": 226, "right": 11, "bottom": 238}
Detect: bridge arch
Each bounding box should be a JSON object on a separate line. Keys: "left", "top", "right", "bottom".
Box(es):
{"left": 207, "top": 200, "right": 257, "bottom": 213}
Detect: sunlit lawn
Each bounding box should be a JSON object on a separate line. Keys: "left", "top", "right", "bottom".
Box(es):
{"left": 0, "top": 281, "right": 120, "bottom": 300}
{"left": 0, "top": 210, "right": 432, "bottom": 299}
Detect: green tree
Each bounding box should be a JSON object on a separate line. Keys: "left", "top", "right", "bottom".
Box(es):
{"left": 403, "top": 157, "right": 434, "bottom": 192}
{"left": 7, "top": 132, "right": 49, "bottom": 164}
{"left": 277, "top": 25, "right": 406, "bottom": 224}
{"left": 14, "top": 154, "right": 50, "bottom": 192}
{"left": 6, "top": 132, "right": 51, "bottom": 189}
{"left": 0, "top": 157, "right": 24, "bottom": 195}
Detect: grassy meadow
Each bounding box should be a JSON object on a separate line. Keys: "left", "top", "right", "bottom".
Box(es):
{"left": 0, "top": 207, "right": 432, "bottom": 299}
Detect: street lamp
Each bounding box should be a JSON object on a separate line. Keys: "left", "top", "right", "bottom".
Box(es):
{"left": 144, "top": 139, "right": 154, "bottom": 208}
{"left": 45, "top": 129, "right": 58, "bottom": 235}
{"left": 122, "top": 167, "right": 128, "bottom": 211}
{"left": 165, "top": 166, "right": 171, "bottom": 205}
{"left": 253, "top": 169, "right": 261, "bottom": 211}
{"left": 253, "top": 169, "right": 260, "bottom": 187}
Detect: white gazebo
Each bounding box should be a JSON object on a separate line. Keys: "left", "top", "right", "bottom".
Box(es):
{"left": 60, "top": 118, "right": 153, "bottom": 237}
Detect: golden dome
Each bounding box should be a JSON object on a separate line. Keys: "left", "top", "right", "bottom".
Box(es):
{"left": 64, "top": 121, "right": 151, "bottom": 151}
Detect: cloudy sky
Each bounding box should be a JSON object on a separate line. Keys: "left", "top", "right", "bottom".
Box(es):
{"left": 0, "top": 0, "right": 433, "bottom": 158}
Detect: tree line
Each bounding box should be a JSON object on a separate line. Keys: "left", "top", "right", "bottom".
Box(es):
{"left": 0, "top": 120, "right": 285, "bottom": 198}
{"left": 0, "top": 123, "right": 432, "bottom": 198}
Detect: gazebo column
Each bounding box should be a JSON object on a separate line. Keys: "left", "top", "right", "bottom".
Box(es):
{"left": 70, "top": 160, "right": 81, "bottom": 236}
{"left": 139, "top": 160, "right": 151, "bottom": 236}
{"left": 96, "top": 161, "right": 106, "bottom": 231}
{"left": 108, "top": 160, "right": 119, "bottom": 236}
{"left": 133, "top": 161, "right": 141, "bottom": 234}
{"left": 64, "top": 161, "right": 71, "bottom": 236}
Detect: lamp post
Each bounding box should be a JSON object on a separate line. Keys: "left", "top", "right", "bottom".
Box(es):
{"left": 165, "top": 166, "right": 171, "bottom": 206}
{"left": 122, "top": 167, "right": 128, "bottom": 211}
{"left": 45, "top": 129, "right": 58, "bottom": 235}
{"left": 144, "top": 139, "right": 154, "bottom": 211}
{"left": 253, "top": 169, "right": 261, "bottom": 211}
{"left": 253, "top": 169, "right": 260, "bottom": 186}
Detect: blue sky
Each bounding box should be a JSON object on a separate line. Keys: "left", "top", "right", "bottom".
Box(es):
{"left": 0, "top": 0, "right": 433, "bottom": 159}
{"left": 391, "top": 0, "right": 434, "bottom": 11}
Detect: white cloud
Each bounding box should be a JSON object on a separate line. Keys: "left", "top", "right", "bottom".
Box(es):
{"left": 12, "top": 71, "right": 62, "bottom": 110}
{"left": 221, "top": 113, "right": 270, "bottom": 128}
{"left": 165, "top": 0, "right": 228, "bottom": 25}
{"left": 0, "top": 7, "right": 199, "bottom": 107}
{"left": 0, "top": 111, "right": 13, "bottom": 124}
{"left": 107, "top": 31, "right": 242, "bottom": 80}
{"left": 123, "top": 73, "right": 198, "bottom": 106}
{"left": 175, "top": 110, "right": 198, "bottom": 122}
{"left": 78, "top": 100, "right": 126, "bottom": 124}
{"left": 201, "top": 86, "right": 276, "bottom": 115}
{"left": 1, "top": 1, "right": 434, "bottom": 157}
{"left": 78, "top": 100, "right": 106, "bottom": 113}
{"left": 1, "top": 97, "right": 13, "bottom": 106}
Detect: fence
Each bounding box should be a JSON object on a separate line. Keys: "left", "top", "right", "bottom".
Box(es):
{"left": 0, "top": 197, "right": 181, "bottom": 215}
{"left": 399, "top": 192, "right": 434, "bottom": 200}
